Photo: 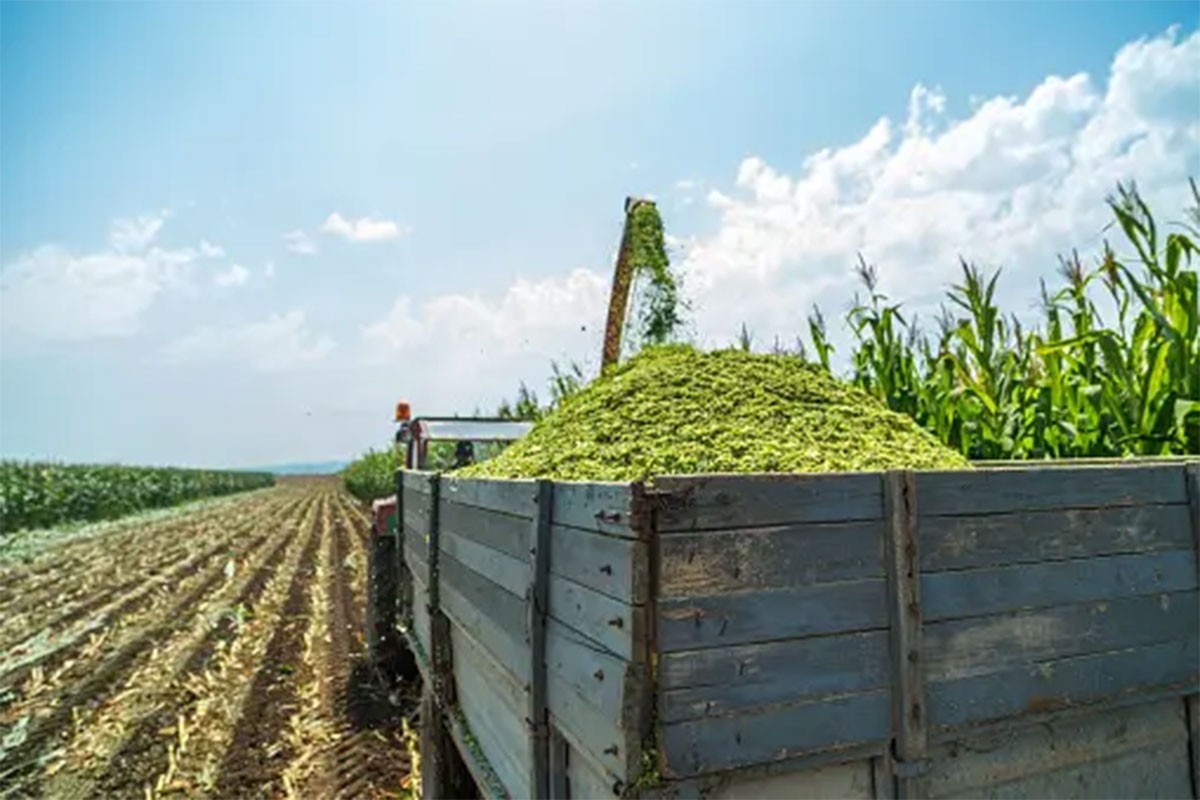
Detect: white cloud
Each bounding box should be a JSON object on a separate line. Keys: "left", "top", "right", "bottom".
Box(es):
{"left": 675, "top": 179, "right": 697, "bottom": 191}
{"left": 199, "top": 240, "right": 226, "bottom": 259}
{"left": 319, "top": 212, "right": 409, "bottom": 243}
{"left": 263, "top": 261, "right": 276, "bottom": 279}
{"left": 109, "top": 210, "right": 170, "bottom": 253}
{"left": 352, "top": 27, "right": 1198, "bottom": 418}
{"left": 1, "top": 212, "right": 202, "bottom": 341}
{"left": 214, "top": 263, "right": 250, "bottom": 288}
{"left": 164, "top": 310, "right": 335, "bottom": 372}
{"left": 671, "top": 27, "right": 1200, "bottom": 347}
{"left": 283, "top": 229, "right": 317, "bottom": 256}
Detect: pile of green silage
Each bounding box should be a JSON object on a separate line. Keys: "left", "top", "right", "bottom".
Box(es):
{"left": 463, "top": 345, "right": 968, "bottom": 481}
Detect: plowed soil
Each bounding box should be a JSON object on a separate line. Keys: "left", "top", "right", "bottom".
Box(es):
{"left": 0, "top": 478, "right": 415, "bottom": 800}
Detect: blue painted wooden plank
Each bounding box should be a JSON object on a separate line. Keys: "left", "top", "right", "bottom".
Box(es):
{"left": 402, "top": 470, "right": 434, "bottom": 494}
{"left": 653, "top": 473, "right": 884, "bottom": 532}
{"left": 403, "top": 521, "right": 430, "bottom": 565}
{"left": 926, "top": 636, "right": 1200, "bottom": 730}
{"left": 439, "top": 527, "right": 529, "bottom": 598}
{"left": 440, "top": 552, "right": 530, "bottom": 684}
{"left": 917, "top": 464, "right": 1187, "bottom": 517}
{"left": 442, "top": 475, "right": 537, "bottom": 518}
{"left": 660, "top": 689, "right": 892, "bottom": 778}
{"left": 921, "top": 550, "right": 1198, "bottom": 622}
{"left": 924, "top": 699, "right": 1188, "bottom": 799}
{"left": 658, "top": 579, "right": 888, "bottom": 652}
{"left": 452, "top": 623, "right": 532, "bottom": 799}
{"left": 549, "top": 575, "right": 642, "bottom": 660}
{"left": 404, "top": 541, "right": 429, "bottom": 585}
{"left": 565, "top": 742, "right": 622, "bottom": 799}
{"left": 920, "top": 504, "right": 1193, "bottom": 571}
{"left": 659, "top": 630, "right": 891, "bottom": 723}
{"left": 548, "top": 667, "right": 637, "bottom": 780}
{"left": 412, "top": 571, "right": 432, "bottom": 655}
{"left": 924, "top": 590, "right": 1200, "bottom": 681}
{"left": 438, "top": 498, "right": 529, "bottom": 561}
{"left": 550, "top": 524, "right": 646, "bottom": 604}
{"left": 659, "top": 520, "right": 882, "bottom": 599}
{"left": 550, "top": 482, "right": 637, "bottom": 538}
{"left": 545, "top": 619, "right": 631, "bottom": 731}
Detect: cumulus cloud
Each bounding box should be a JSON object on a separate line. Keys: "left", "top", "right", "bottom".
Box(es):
{"left": 0, "top": 211, "right": 203, "bottom": 341}
{"left": 283, "top": 229, "right": 317, "bottom": 256}
{"left": 263, "top": 261, "right": 276, "bottom": 279}
{"left": 354, "top": 27, "right": 1198, "bottom": 416}
{"left": 199, "top": 240, "right": 226, "bottom": 259}
{"left": 109, "top": 210, "right": 171, "bottom": 253}
{"left": 673, "top": 27, "right": 1200, "bottom": 345}
{"left": 214, "top": 263, "right": 251, "bottom": 288}
{"left": 319, "top": 212, "right": 409, "bottom": 242}
{"left": 164, "top": 310, "right": 335, "bottom": 372}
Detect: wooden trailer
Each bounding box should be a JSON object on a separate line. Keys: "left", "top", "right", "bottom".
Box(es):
{"left": 370, "top": 460, "right": 1200, "bottom": 799}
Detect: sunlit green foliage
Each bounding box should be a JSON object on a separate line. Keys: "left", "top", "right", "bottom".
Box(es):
{"left": 342, "top": 448, "right": 402, "bottom": 502}
{"left": 815, "top": 182, "right": 1199, "bottom": 459}
{"left": 0, "top": 462, "right": 274, "bottom": 534}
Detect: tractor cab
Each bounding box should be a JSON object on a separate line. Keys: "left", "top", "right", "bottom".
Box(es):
{"left": 393, "top": 410, "right": 532, "bottom": 471}
{"left": 371, "top": 403, "right": 531, "bottom": 536}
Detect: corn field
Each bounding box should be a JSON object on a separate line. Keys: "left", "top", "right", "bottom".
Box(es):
{"left": 0, "top": 461, "right": 275, "bottom": 534}
{"left": 763, "top": 182, "right": 1200, "bottom": 461}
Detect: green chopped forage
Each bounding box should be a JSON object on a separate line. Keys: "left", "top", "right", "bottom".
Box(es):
{"left": 463, "top": 345, "right": 968, "bottom": 481}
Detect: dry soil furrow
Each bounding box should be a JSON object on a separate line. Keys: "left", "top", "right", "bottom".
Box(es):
{"left": 0, "top": 493, "right": 314, "bottom": 795}
{"left": 0, "top": 490, "right": 279, "bottom": 607}
{"left": 81, "top": 493, "right": 325, "bottom": 798}
{"left": 320, "top": 489, "right": 412, "bottom": 800}
{"left": 0, "top": 491, "right": 293, "bottom": 654}
{"left": 0, "top": 491, "right": 294, "bottom": 687}
{"left": 207, "top": 490, "right": 330, "bottom": 799}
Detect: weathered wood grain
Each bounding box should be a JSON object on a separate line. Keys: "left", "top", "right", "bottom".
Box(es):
{"left": 452, "top": 623, "right": 532, "bottom": 799}
{"left": 659, "top": 630, "right": 890, "bottom": 723}
{"left": 917, "top": 464, "right": 1187, "bottom": 516}
{"left": 439, "top": 499, "right": 530, "bottom": 561}
{"left": 439, "top": 527, "right": 529, "bottom": 598}
{"left": 412, "top": 572, "right": 432, "bottom": 655}
{"left": 550, "top": 524, "right": 647, "bottom": 604}
{"left": 924, "top": 590, "right": 1200, "bottom": 681}
{"left": 440, "top": 554, "right": 530, "bottom": 685}
{"left": 565, "top": 743, "right": 621, "bottom": 799}
{"left": 402, "top": 469, "right": 433, "bottom": 494}
{"left": 653, "top": 473, "right": 884, "bottom": 532}
{"left": 920, "top": 503, "right": 1194, "bottom": 571}
{"left": 545, "top": 618, "right": 632, "bottom": 725}
{"left": 405, "top": 541, "right": 429, "bottom": 586}
{"left": 657, "top": 579, "right": 888, "bottom": 651}
{"left": 924, "top": 699, "right": 1190, "bottom": 799}
{"left": 658, "top": 520, "right": 882, "bottom": 599}
{"left": 549, "top": 575, "right": 642, "bottom": 661}
{"left": 548, "top": 727, "right": 569, "bottom": 800}
{"left": 442, "top": 475, "right": 537, "bottom": 518}
{"left": 551, "top": 482, "right": 636, "bottom": 538}
{"left": 660, "top": 689, "right": 891, "bottom": 778}
{"left": 403, "top": 520, "right": 430, "bottom": 565}
{"left": 926, "top": 635, "right": 1200, "bottom": 729}
{"left": 921, "top": 549, "right": 1198, "bottom": 622}
{"left": 548, "top": 667, "right": 636, "bottom": 779}
{"left": 403, "top": 485, "right": 433, "bottom": 529}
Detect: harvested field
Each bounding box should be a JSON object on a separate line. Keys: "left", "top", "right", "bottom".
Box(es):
{"left": 0, "top": 478, "right": 415, "bottom": 800}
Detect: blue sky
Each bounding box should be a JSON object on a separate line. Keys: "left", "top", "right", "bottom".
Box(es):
{"left": 2, "top": 2, "right": 1197, "bottom": 467}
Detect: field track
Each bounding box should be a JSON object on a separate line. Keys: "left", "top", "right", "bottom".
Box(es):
{"left": 0, "top": 478, "right": 414, "bottom": 799}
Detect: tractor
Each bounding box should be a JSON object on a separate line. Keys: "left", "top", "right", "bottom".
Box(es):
{"left": 367, "top": 402, "right": 532, "bottom": 681}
